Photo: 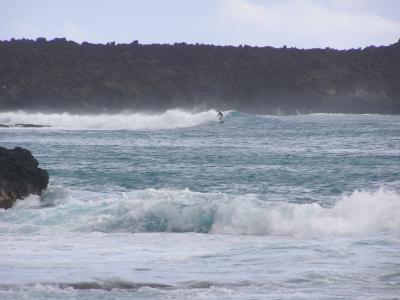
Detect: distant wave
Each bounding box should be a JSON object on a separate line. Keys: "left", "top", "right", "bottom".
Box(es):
{"left": 0, "top": 109, "right": 223, "bottom": 130}
{"left": 1, "top": 110, "right": 395, "bottom": 130}
{"left": 258, "top": 112, "right": 400, "bottom": 119}
{"left": 3, "top": 187, "right": 400, "bottom": 237}
{"left": 0, "top": 279, "right": 253, "bottom": 292}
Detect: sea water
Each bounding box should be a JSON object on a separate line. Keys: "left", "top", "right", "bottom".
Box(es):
{"left": 0, "top": 110, "right": 399, "bottom": 299}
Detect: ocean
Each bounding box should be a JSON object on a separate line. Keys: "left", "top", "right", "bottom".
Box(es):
{"left": 0, "top": 110, "right": 399, "bottom": 299}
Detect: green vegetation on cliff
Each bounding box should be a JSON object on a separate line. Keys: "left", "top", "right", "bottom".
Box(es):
{"left": 0, "top": 38, "right": 399, "bottom": 114}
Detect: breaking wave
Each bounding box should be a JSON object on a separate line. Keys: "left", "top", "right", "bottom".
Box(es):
{"left": 0, "top": 279, "right": 253, "bottom": 292}
{"left": 0, "top": 109, "right": 221, "bottom": 130}
{"left": 2, "top": 187, "right": 400, "bottom": 237}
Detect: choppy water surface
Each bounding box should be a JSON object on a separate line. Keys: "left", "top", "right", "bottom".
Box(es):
{"left": 1, "top": 110, "right": 400, "bottom": 299}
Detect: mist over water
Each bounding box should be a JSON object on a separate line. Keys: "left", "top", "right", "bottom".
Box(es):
{"left": 1, "top": 110, "right": 400, "bottom": 299}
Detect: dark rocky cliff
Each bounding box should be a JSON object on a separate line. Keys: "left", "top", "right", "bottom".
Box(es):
{"left": 0, "top": 38, "right": 399, "bottom": 114}
{"left": 0, "top": 147, "right": 49, "bottom": 209}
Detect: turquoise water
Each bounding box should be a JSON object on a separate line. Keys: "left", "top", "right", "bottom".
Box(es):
{"left": 0, "top": 110, "right": 400, "bottom": 299}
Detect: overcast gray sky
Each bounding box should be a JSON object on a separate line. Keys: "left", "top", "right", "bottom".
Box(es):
{"left": 1, "top": 0, "right": 400, "bottom": 49}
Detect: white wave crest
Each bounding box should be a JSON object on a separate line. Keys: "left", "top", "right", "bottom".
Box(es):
{"left": 2, "top": 187, "right": 400, "bottom": 237}
{"left": 212, "top": 188, "right": 400, "bottom": 236}
{"left": 0, "top": 109, "right": 219, "bottom": 130}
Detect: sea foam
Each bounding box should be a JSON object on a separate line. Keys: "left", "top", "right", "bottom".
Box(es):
{"left": 3, "top": 187, "right": 400, "bottom": 237}
{"left": 0, "top": 109, "right": 219, "bottom": 130}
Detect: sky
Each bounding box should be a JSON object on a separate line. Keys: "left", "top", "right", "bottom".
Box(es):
{"left": 1, "top": 0, "right": 400, "bottom": 49}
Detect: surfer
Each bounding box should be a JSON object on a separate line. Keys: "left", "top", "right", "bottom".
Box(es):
{"left": 217, "top": 111, "right": 224, "bottom": 122}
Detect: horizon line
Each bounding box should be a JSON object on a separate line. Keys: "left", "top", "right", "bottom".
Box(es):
{"left": 2, "top": 37, "right": 400, "bottom": 51}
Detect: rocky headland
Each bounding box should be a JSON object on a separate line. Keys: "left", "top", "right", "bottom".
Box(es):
{"left": 0, "top": 38, "right": 399, "bottom": 114}
{"left": 0, "top": 146, "right": 49, "bottom": 209}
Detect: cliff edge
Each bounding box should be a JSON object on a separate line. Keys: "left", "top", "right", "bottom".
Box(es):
{"left": 0, "top": 39, "right": 399, "bottom": 114}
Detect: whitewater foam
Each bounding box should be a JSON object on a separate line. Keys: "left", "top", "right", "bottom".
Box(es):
{"left": 0, "top": 109, "right": 220, "bottom": 130}
{"left": 3, "top": 187, "right": 400, "bottom": 237}
{"left": 212, "top": 188, "right": 400, "bottom": 236}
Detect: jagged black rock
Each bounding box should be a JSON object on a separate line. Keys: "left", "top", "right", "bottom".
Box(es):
{"left": 0, "top": 146, "right": 49, "bottom": 209}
